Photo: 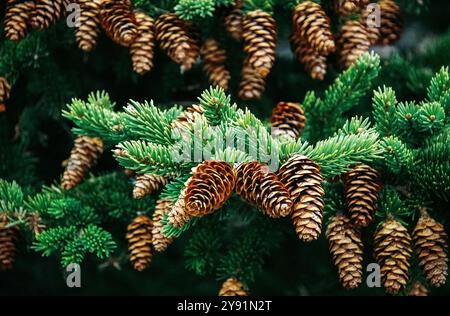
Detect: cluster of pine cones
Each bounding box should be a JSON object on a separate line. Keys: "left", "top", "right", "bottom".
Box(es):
{"left": 1, "top": 0, "right": 403, "bottom": 109}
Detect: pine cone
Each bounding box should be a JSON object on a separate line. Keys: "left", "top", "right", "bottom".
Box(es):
{"left": 408, "top": 281, "right": 428, "bottom": 296}
{"left": 235, "top": 161, "right": 293, "bottom": 218}
{"left": 278, "top": 155, "right": 324, "bottom": 242}
{"left": 62, "top": 136, "right": 104, "bottom": 190}
{"left": 0, "top": 214, "right": 18, "bottom": 270}
{"left": 126, "top": 214, "right": 153, "bottom": 272}
{"left": 224, "top": 1, "right": 243, "bottom": 41}
{"left": 378, "top": 0, "right": 402, "bottom": 46}
{"left": 155, "top": 13, "right": 200, "bottom": 71}
{"left": 130, "top": 10, "right": 155, "bottom": 75}
{"left": 0, "top": 77, "right": 11, "bottom": 112}
{"left": 338, "top": 20, "right": 371, "bottom": 69}
{"left": 4, "top": 0, "right": 35, "bottom": 42}
{"left": 412, "top": 210, "right": 448, "bottom": 287}
{"left": 200, "top": 38, "right": 231, "bottom": 90}
{"left": 184, "top": 161, "right": 235, "bottom": 217}
{"left": 344, "top": 164, "right": 381, "bottom": 228}
{"left": 290, "top": 33, "right": 327, "bottom": 80}
{"left": 242, "top": 9, "right": 277, "bottom": 78}
{"left": 168, "top": 187, "right": 192, "bottom": 228}
{"left": 219, "top": 277, "right": 248, "bottom": 296}
{"left": 238, "top": 60, "right": 266, "bottom": 100}
{"left": 152, "top": 198, "right": 174, "bottom": 252}
{"left": 374, "top": 217, "right": 412, "bottom": 294}
{"left": 30, "top": 0, "right": 63, "bottom": 30}
{"left": 360, "top": 3, "right": 381, "bottom": 45}
{"left": 326, "top": 214, "right": 364, "bottom": 289}
{"left": 75, "top": 0, "right": 101, "bottom": 52}
{"left": 333, "top": 0, "right": 369, "bottom": 16}
{"left": 133, "top": 173, "right": 168, "bottom": 199}
{"left": 292, "top": 1, "right": 335, "bottom": 55}
{"left": 171, "top": 104, "right": 204, "bottom": 130}
{"left": 100, "top": 0, "right": 137, "bottom": 47}
{"left": 271, "top": 102, "right": 306, "bottom": 140}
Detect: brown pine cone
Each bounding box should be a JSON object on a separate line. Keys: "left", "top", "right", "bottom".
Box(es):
{"left": 292, "top": 1, "right": 335, "bottom": 55}
{"left": 326, "top": 214, "right": 364, "bottom": 289}
{"left": 278, "top": 155, "right": 324, "bottom": 242}
{"left": 133, "top": 174, "right": 168, "bottom": 199}
{"left": 200, "top": 38, "right": 231, "bottom": 90}
{"left": 374, "top": 217, "right": 412, "bottom": 294}
{"left": 242, "top": 9, "right": 277, "bottom": 78}
{"left": 338, "top": 20, "right": 371, "bottom": 69}
{"left": 344, "top": 164, "right": 381, "bottom": 228}
{"left": 235, "top": 161, "right": 293, "bottom": 218}
{"left": 271, "top": 101, "right": 306, "bottom": 140}
{"left": 408, "top": 281, "right": 428, "bottom": 296}
{"left": 0, "top": 77, "right": 11, "bottom": 112}
{"left": 290, "top": 33, "right": 327, "bottom": 80}
{"left": 126, "top": 214, "right": 153, "bottom": 272}
{"left": 130, "top": 10, "right": 155, "bottom": 75}
{"left": 151, "top": 198, "right": 174, "bottom": 252}
{"left": 224, "top": 0, "right": 243, "bottom": 41}
{"left": 218, "top": 277, "right": 248, "bottom": 296}
{"left": 100, "top": 0, "right": 138, "bottom": 47}
{"left": 184, "top": 161, "right": 235, "bottom": 217}
{"left": 4, "top": 0, "right": 35, "bottom": 42}
{"left": 168, "top": 186, "right": 192, "bottom": 228}
{"left": 171, "top": 104, "right": 204, "bottom": 130}
{"left": 378, "top": 0, "right": 402, "bottom": 46}
{"left": 155, "top": 13, "right": 200, "bottom": 72}
{"left": 333, "top": 0, "right": 369, "bottom": 16}
{"left": 0, "top": 214, "right": 19, "bottom": 270}
{"left": 62, "top": 136, "right": 104, "bottom": 190}
{"left": 412, "top": 210, "right": 448, "bottom": 287}
{"left": 360, "top": 3, "right": 381, "bottom": 45}
{"left": 30, "top": 0, "right": 63, "bottom": 30}
{"left": 238, "top": 60, "right": 266, "bottom": 100}
{"left": 75, "top": 0, "right": 101, "bottom": 52}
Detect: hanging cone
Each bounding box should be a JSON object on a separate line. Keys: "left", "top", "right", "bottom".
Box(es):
{"left": 184, "top": 161, "right": 235, "bottom": 217}
{"left": 344, "top": 164, "right": 381, "bottom": 228}
{"left": 126, "top": 214, "right": 153, "bottom": 272}
{"left": 238, "top": 60, "right": 266, "bottom": 100}
{"left": 4, "top": 0, "right": 35, "bottom": 42}
{"left": 152, "top": 198, "right": 174, "bottom": 252}
{"left": 62, "top": 136, "right": 104, "bottom": 190}
{"left": 360, "top": 3, "right": 381, "bottom": 45}
{"left": 219, "top": 277, "right": 248, "bottom": 296}
{"left": 242, "top": 9, "right": 277, "bottom": 78}
{"left": 374, "top": 217, "right": 412, "bottom": 294}
{"left": 130, "top": 10, "right": 155, "bottom": 75}
{"left": 168, "top": 186, "right": 192, "bottom": 228}
{"left": 133, "top": 173, "right": 168, "bottom": 199}
{"left": 200, "top": 38, "right": 231, "bottom": 90}
{"left": 171, "top": 104, "right": 205, "bottom": 130}
{"left": 0, "top": 214, "right": 19, "bottom": 270}
{"left": 75, "top": 0, "right": 101, "bottom": 52}
{"left": 235, "top": 161, "right": 293, "bottom": 218}
{"left": 155, "top": 13, "right": 200, "bottom": 71}
{"left": 338, "top": 20, "right": 371, "bottom": 69}
{"left": 326, "top": 213, "right": 364, "bottom": 289}
{"left": 412, "top": 210, "right": 448, "bottom": 287}
{"left": 378, "top": 0, "right": 402, "bottom": 46}
{"left": 224, "top": 0, "right": 243, "bottom": 41}
{"left": 278, "top": 155, "right": 324, "bottom": 242}
{"left": 290, "top": 33, "right": 327, "bottom": 80}
{"left": 0, "top": 77, "right": 11, "bottom": 112}
{"left": 333, "top": 0, "right": 369, "bottom": 16}
{"left": 271, "top": 101, "right": 306, "bottom": 140}
{"left": 30, "top": 0, "right": 63, "bottom": 30}
{"left": 292, "top": 1, "right": 335, "bottom": 55}
{"left": 408, "top": 281, "right": 428, "bottom": 296}
{"left": 100, "top": 0, "right": 138, "bottom": 47}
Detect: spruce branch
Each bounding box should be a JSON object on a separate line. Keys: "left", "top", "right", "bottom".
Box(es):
{"left": 373, "top": 86, "right": 398, "bottom": 137}
{"left": 0, "top": 179, "right": 24, "bottom": 213}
